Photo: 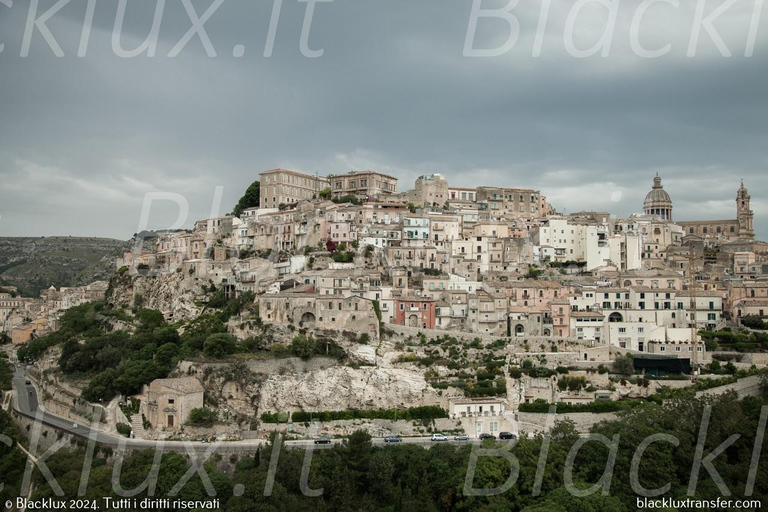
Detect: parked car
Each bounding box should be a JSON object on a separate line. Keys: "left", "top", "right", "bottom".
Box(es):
{"left": 499, "top": 432, "right": 516, "bottom": 440}
{"left": 479, "top": 433, "right": 495, "bottom": 440}
{"left": 314, "top": 436, "right": 332, "bottom": 444}
{"left": 25, "top": 380, "right": 31, "bottom": 385}
{"left": 431, "top": 433, "right": 448, "bottom": 442}
{"left": 454, "top": 434, "right": 469, "bottom": 441}
{"left": 384, "top": 435, "right": 402, "bottom": 443}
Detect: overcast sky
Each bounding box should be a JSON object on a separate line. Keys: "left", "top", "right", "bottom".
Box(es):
{"left": 0, "top": 0, "right": 766, "bottom": 240}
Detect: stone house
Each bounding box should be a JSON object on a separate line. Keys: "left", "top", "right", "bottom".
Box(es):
{"left": 394, "top": 297, "right": 436, "bottom": 329}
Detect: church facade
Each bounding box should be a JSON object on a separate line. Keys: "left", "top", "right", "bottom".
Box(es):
{"left": 643, "top": 175, "right": 754, "bottom": 241}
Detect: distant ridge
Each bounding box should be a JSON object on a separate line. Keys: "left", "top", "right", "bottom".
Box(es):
{"left": 0, "top": 236, "right": 131, "bottom": 297}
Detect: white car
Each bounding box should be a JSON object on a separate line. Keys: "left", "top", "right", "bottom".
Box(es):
{"left": 431, "top": 433, "right": 448, "bottom": 442}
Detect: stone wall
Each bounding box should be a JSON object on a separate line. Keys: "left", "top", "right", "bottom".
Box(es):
{"left": 11, "top": 409, "right": 96, "bottom": 454}
{"left": 32, "top": 349, "right": 104, "bottom": 427}
{"left": 260, "top": 417, "right": 465, "bottom": 439}
{"left": 518, "top": 411, "right": 618, "bottom": 434}
{"left": 696, "top": 375, "right": 764, "bottom": 399}
{"left": 713, "top": 351, "right": 768, "bottom": 366}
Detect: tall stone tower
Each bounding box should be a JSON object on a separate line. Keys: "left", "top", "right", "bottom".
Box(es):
{"left": 737, "top": 180, "right": 755, "bottom": 240}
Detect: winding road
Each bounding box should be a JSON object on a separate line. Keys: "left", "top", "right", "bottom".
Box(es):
{"left": 10, "top": 365, "right": 482, "bottom": 454}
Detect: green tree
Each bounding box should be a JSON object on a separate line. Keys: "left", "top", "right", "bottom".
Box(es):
{"left": 550, "top": 419, "right": 580, "bottom": 448}
{"left": 113, "top": 360, "right": 165, "bottom": 396}
{"left": 187, "top": 408, "right": 218, "bottom": 426}
{"left": 232, "top": 180, "right": 260, "bottom": 217}
{"left": 116, "top": 422, "right": 132, "bottom": 437}
{"left": 81, "top": 368, "right": 118, "bottom": 401}
{"left": 136, "top": 309, "right": 166, "bottom": 331}
{"left": 613, "top": 353, "right": 634, "bottom": 376}
{"left": 526, "top": 266, "right": 542, "bottom": 279}
{"left": 344, "top": 430, "right": 373, "bottom": 491}
{"left": 319, "top": 187, "right": 332, "bottom": 200}
{"left": 155, "top": 342, "right": 179, "bottom": 369}
{"left": 521, "top": 485, "right": 627, "bottom": 512}
{"left": 203, "top": 333, "right": 237, "bottom": 358}
{"left": 291, "top": 334, "right": 316, "bottom": 360}
{"left": 0, "top": 409, "right": 26, "bottom": 505}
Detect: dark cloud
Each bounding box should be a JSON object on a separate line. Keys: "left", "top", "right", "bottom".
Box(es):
{"left": 0, "top": 0, "right": 766, "bottom": 239}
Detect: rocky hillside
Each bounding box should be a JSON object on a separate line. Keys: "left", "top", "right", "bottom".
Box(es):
{"left": 107, "top": 271, "right": 203, "bottom": 322}
{"left": 0, "top": 236, "right": 131, "bottom": 296}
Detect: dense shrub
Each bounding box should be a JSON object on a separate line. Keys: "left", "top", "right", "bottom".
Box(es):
{"left": 287, "top": 406, "right": 448, "bottom": 423}
{"left": 519, "top": 400, "right": 647, "bottom": 414}
{"left": 116, "top": 423, "right": 132, "bottom": 437}
{"left": 187, "top": 408, "right": 218, "bottom": 426}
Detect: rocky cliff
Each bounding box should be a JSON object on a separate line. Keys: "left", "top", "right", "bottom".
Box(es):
{"left": 177, "top": 358, "right": 442, "bottom": 428}
{"left": 257, "top": 365, "right": 440, "bottom": 412}
{"left": 107, "top": 272, "right": 203, "bottom": 322}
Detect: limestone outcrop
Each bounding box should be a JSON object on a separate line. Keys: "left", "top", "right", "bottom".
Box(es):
{"left": 108, "top": 272, "right": 202, "bottom": 322}
{"left": 257, "top": 365, "right": 440, "bottom": 413}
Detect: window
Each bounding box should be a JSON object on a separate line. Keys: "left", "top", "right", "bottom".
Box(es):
{"left": 168, "top": 399, "right": 175, "bottom": 405}
{"left": 619, "top": 327, "right": 626, "bottom": 333}
{"left": 659, "top": 346, "right": 666, "bottom": 352}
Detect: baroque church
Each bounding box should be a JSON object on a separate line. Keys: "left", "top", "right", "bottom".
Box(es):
{"left": 643, "top": 174, "right": 755, "bottom": 241}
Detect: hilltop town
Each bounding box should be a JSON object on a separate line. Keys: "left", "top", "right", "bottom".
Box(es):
{"left": 3, "top": 169, "right": 767, "bottom": 442}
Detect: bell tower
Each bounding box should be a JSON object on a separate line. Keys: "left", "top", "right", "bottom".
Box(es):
{"left": 737, "top": 180, "right": 755, "bottom": 240}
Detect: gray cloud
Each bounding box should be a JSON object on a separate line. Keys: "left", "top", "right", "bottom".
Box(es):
{"left": 0, "top": 0, "right": 766, "bottom": 239}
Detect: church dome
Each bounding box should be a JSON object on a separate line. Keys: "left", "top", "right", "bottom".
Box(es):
{"left": 643, "top": 174, "right": 673, "bottom": 220}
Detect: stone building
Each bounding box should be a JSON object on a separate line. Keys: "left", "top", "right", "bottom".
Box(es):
{"left": 258, "top": 292, "right": 380, "bottom": 338}
{"left": 396, "top": 174, "right": 450, "bottom": 207}
{"left": 143, "top": 377, "right": 204, "bottom": 431}
{"left": 259, "top": 168, "right": 330, "bottom": 209}
{"left": 328, "top": 170, "right": 398, "bottom": 200}
{"left": 476, "top": 187, "right": 548, "bottom": 220}
{"left": 394, "top": 297, "right": 436, "bottom": 329}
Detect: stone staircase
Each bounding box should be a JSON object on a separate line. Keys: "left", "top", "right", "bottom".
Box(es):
{"left": 130, "top": 414, "right": 146, "bottom": 439}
